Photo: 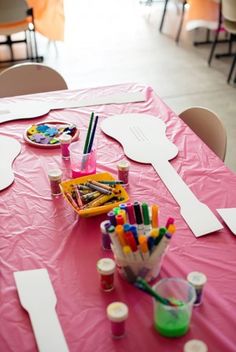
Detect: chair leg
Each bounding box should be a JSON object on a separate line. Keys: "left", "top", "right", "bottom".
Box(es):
{"left": 175, "top": 1, "right": 186, "bottom": 43}
{"left": 159, "top": 0, "right": 169, "bottom": 33}
{"left": 227, "top": 54, "right": 236, "bottom": 84}
{"left": 208, "top": 29, "right": 220, "bottom": 66}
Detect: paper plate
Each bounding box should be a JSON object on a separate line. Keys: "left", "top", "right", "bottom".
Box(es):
{"left": 24, "top": 120, "right": 79, "bottom": 148}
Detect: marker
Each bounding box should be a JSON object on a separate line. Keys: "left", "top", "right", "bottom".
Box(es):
{"left": 166, "top": 217, "right": 174, "bottom": 229}
{"left": 147, "top": 236, "right": 155, "bottom": 253}
{"left": 107, "top": 211, "right": 117, "bottom": 226}
{"left": 126, "top": 202, "right": 136, "bottom": 225}
{"left": 108, "top": 225, "right": 123, "bottom": 258}
{"left": 154, "top": 227, "right": 166, "bottom": 245}
{"left": 138, "top": 235, "right": 150, "bottom": 261}
{"left": 168, "top": 224, "right": 176, "bottom": 234}
{"left": 150, "top": 232, "right": 172, "bottom": 260}
{"left": 113, "top": 207, "right": 121, "bottom": 215}
{"left": 115, "top": 225, "right": 126, "bottom": 247}
{"left": 119, "top": 209, "right": 127, "bottom": 223}
{"left": 129, "top": 225, "right": 139, "bottom": 245}
{"left": 151, "top": 204, "right": 159, "bottom": 228}
{"left": 123, "top": 223, "right": 130, "bottom": 232}
{"left": 142, "top": 202, "right": 151, "bottom": 234}
{"left": 123, "top": 245, "right": 133, "bottom": 260}
{"left": 116, "top": 214, "right": 125, "bottom": 226}
{"left": 133, "top": 201, "right": 144, "bottom": 233}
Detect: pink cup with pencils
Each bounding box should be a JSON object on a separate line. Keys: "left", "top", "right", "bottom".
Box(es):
{"left": 69, "top": 113, "right": 98, "bottom": 178}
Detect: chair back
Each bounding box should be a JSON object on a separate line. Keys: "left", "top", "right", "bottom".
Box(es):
{"left": 0, "top": 63, "right": 68, "bottom": 97}
{"left": 0, "top": 0, "right": 28, "bottom": 24}
{"left": 222, "top": 0, "right": 236, "bottom": 22}
{"left": 179, "top": 106, "right": 227, "bottom": 161}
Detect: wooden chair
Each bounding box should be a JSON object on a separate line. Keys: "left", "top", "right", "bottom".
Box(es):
{"left": 0, "top": 63, "right": 68, "bottom": 97}
{"left": 159, "top": 0, "right": 187, "bottom": 43}
{"left": 0, "top": 0, "right": 42, "bottom": 64}
{"left": 179, "top": 106, "right": 227, "bottom": 161}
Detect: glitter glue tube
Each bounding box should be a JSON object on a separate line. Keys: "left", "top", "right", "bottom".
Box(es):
{"left": 96, "top": 258, "right": 116, "bottom": 292}
{"left": 59, "top": 133, "right": 72, "bottom": 159}
{"left": 184, "top": 339, "right": 208, "bottom": 352}
{"left": 107, "top": 302, "right": 129, "bottom": 339}
{"left": 48, "top": 168, "right": 62, "bottom": 196}
{"left": 187, "top": 272, "right": 207, "bottom": 306}
{"left": 100, "top": 220, "right": 112, "bottom": 250}
{"left": 117, "top": 160, "right": 130, "bottom": 186}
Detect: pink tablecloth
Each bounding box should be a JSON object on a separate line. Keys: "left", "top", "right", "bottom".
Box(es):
{"left": 0, "top": 83, "right": 236, "bottom": 352}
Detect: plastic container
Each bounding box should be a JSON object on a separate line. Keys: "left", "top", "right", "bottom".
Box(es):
{"left": 97, "top": 258, "right": 116, "bottom": 292}
{"left": 187, "top": 272, "right": 207, "bottom": 306}
{"left": 153, "top": 278, "right": 196, "bottom": 337}
{"left": 100, "top": 220, "right": 112, "bottom": 250}
{"left": 69, "top": 140, "right": 96, "bottom": 178}
{"left": 48, "top": 168, "right": 62, "bottom": 195}
{"left": 59, "top": 133, "right": 72, "bottom": 159}
{"left": 184, "top": 339, "right": 208, "bottom": 352}
{"left": 117, "top": 160, "right": 130, "bottom": 185}
{"left": 107, "top": 302, "right": 129, "bottom": 338}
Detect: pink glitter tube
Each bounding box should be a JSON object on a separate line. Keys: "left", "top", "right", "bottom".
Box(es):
{"left": 117, "top": 160, "right": 130, "bottom": 186}
{"left": 48, "top": 168, "right": 62, "bottom": 196}
{"left": 59, "top": 134, "right": 72, "bottom": 159}
{"left": 107, "top": 302, "right": 129, "bottom": 339}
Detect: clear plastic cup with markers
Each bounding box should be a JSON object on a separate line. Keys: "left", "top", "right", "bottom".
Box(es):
{"left": 69, "top": 140, "right": 96, "bottom": 178}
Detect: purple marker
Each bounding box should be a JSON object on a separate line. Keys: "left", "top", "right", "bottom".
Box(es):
{"left": 107, "top": 211, "right": 117, "bottom": 227}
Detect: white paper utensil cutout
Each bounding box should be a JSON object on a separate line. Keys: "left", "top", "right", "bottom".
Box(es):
{"left": 0, "top": 135, "right": 21, "bottom": 191}
{"left": 101, "top": 113, "right": 223, "bottom": 237}
{"left": 14, "top": 269, "right": 69, "bottom": 352}
{"left": 0, "top": 91, "right": 146, "bottom": 123}
{"left": 217, "top": 208, "right": 236, "bottom": 235}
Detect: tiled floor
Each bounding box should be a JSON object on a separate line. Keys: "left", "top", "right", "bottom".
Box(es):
{"left": 3, "top": 0, "right": 236, "bottom": 171}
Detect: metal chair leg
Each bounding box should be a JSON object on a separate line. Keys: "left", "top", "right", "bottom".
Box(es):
{"left": 227, "top": 54, "right": 236, "bottom": 84}
{"left": 175, "top": 1, "right": 186, "bottom": 43}
{"left": 208, "top": 29, "right": 220, "bottom": 66}
{"left": 159, "top": 0, "right": 169, "bottom": 33}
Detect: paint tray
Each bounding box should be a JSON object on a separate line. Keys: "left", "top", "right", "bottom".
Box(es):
{"left": 60, "top": 172, "right": 129, "bottom": 217}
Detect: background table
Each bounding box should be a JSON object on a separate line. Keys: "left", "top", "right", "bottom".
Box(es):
{"left": 0, "top": 83, "right": 236, "bottom": 352}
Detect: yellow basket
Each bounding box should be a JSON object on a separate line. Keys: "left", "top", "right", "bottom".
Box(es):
{"left": 60, "top": 172, "right": 129, "bottom": 217}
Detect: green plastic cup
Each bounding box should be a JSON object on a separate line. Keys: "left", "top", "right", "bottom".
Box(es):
{"left": 153, "top": 278, "right": 196, "bottom": 337}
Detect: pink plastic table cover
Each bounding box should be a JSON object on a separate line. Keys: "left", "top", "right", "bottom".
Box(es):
{"left": 0, "top": 83, "right": 236, "bottom": 352}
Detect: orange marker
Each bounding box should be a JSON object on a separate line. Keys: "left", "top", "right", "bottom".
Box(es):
{"left": 168, "top": 224, "right": 176, "bottom": 234}
{"left": 151, "top": 204, "right": 159, "bottom": 228}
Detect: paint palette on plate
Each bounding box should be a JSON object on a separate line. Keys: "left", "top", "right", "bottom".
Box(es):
{"left": 24, "top": 120, "right": 79, "bottom": 148}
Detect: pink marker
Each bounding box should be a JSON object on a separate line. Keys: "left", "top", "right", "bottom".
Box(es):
{"left": 166, "top": 217, "right": 174, "bottom": 229}
{"left": 126, "top": 202, "right": 136, "bottom": 224}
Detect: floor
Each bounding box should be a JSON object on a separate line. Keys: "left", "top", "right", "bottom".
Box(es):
{"left": 2, "top": 0, "right": 236, "bottom": 171}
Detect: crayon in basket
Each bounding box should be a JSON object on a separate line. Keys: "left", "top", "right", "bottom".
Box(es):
{"left": 64, "top": 179, "right": 126, "bottom": 210}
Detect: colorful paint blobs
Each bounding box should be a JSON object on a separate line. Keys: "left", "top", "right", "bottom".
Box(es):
{"left": 26, "top": 123, "right": 77, "bottom": 146}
